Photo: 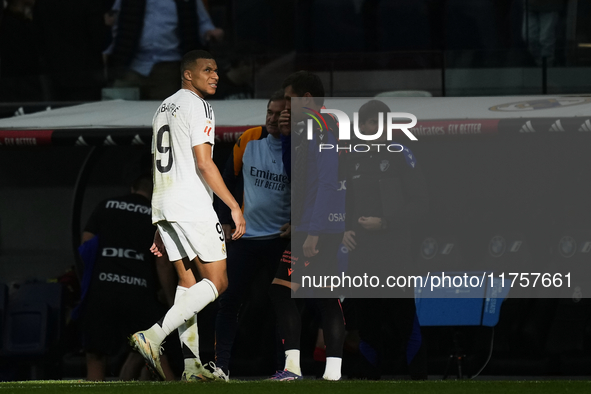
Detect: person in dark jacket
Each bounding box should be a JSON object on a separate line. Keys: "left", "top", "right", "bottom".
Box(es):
{"left": 78, "top": 173, "right": 176, "bottom": 380}
{"left": 342, "top": 99, "right": 429, "bottom": 380}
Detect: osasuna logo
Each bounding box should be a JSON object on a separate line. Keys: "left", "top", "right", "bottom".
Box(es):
{"left": 102, "top": 247, "right": 145, "bottom": 261}
{"left": 328, "top": 212, "right": 345, "bottom": 222}
{"left": 98, "top": 272, "right": 148, "bottom": 287}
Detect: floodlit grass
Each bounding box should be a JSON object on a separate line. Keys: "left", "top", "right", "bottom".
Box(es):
{"left": 0, "top": 380, "right": 590, "bottom": 394}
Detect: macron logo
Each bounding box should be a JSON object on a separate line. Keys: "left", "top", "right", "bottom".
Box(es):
{"left": 106, "top": 200, "right": 151, "bottom": 215}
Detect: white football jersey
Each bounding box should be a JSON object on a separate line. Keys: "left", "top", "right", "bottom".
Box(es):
{"left": 151, "top": 89, "right": 218, "bottom": 224}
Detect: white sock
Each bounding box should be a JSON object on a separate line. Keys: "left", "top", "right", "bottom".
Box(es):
{"left": 284, "top": 349, "right": 301, "bottom": 375}
{"left": 323, "top": 357, "right": 342, "bottom": 381}
{"left": 175, "top": 286, "right": 201, "bottom": 367}
{"left": 146, "top": 322, "right": 167, "bottom": 343}
{"left": 156, "top": 279, "right": 218, "bottom": 339}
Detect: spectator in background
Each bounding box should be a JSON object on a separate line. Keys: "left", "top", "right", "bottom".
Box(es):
{"left": 0, "top": 0, "right": 44, "bottom": 102}
{"left": 76, "top": 173, "right": 177, "bottom": 380}
{"left": 523, "top": 0, "right": 565, "bottom": 66}
{"left": 213, "top": 90, "right": 289, "bottom": 379}
{"left": 33, "top": 0, "right": 107, "bottom": 101}
{"left": 106, "top": 0, "right": 224, "bottom": 100}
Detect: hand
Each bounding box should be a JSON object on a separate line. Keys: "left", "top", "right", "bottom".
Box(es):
{"left": 231, "top": 207, "right": 245, "bottom": 240}
{"left": 278, "top": 109, "right": 291, "bottom": 136}
{"left": 279, "top": 223, "right": 291, "bottom": 239}
{"left": 303, "top": 234, "right": 319, "bottom": 258}
{"left": 222, "top": 224, "right": 232, "bottom": 242}
{"left": 206, "top": 28, "right": 224, "bottom": 43}
{"left": 358, "top": 216, "right": 382, "bottom": 231}
{"left": 150, "top": 230, "right": 165, "bottom": 257}
{"left": 342, "top": 230, "right": 357, "bottom": 251}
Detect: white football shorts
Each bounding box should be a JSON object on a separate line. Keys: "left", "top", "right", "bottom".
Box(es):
{"left": 156, "top": 220, "right": 226, "bottom": 263}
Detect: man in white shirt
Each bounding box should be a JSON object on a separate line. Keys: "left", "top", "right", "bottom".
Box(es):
{"left": 130, "top": 49, "right": 245, "bottom": 382}
{"left": 106, "top": 0, "right": 224, "bottom": 100}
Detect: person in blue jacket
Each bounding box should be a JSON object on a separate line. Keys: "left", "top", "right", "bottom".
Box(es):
{"left": 268, "top": 71, "right": 346, "bottom": 381}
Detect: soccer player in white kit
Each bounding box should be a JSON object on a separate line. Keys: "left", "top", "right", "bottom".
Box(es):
{"left": 130, "top": 50, "right": 245, "bottom": 382}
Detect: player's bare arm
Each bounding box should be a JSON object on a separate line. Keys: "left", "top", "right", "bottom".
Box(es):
{"left": 150, "top": 229, "right": 165, "bottom": 257}
{"left": 193, "top": 143, "right": 245, "bottom": 240}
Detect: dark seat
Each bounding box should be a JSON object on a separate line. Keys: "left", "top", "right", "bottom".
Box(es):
{"left": 1, "top": 282, "right": 63, "bottom": 379}
{"left": 3, "top": 303, "right": 49, "bottom": 355}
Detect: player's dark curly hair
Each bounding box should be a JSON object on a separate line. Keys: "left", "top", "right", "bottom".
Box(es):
{"left": 281, "top": 71, "right": 325, "bottom": 106}
{"left": 180, "top": 50, "right": 214, "bottom": 78}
